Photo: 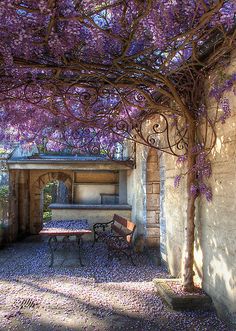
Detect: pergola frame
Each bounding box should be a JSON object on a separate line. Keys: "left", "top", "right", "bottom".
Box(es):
{"left": 0, "top": 0, "right": 235, "bottom": 291}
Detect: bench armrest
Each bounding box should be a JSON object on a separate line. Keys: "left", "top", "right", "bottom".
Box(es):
{"left": 93, "top": 220, "right": 114, "bottom": 231}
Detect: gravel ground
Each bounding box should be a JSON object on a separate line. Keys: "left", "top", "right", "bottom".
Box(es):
{"left": 0, "top": 238, "right": 232, "bottom": 331}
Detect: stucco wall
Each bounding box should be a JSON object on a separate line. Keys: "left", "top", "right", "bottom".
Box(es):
{"left": 126, "top": 142, "right": 184, "bottom": 261}
{"left": 127, "top": 143, "right": 163, "bottom": 248}
{"left": 74, "top": 184, "right": 117, "bottom": 204}
{"left": 162, "top": 154, "right": 187, "bottom": 276}
{"left": 157, "top": 52, "right": 236, "bottom": 326}
{"left": 127, "top": 143, "right": 148, "bottom": 235}
{"left": 194, "top": 53, "right": 236, "bottom": 326}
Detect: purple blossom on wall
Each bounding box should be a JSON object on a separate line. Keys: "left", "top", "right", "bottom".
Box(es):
{"left": 190, "top": 184, "right": 199, "bottom": 198}
{"left": 174, "top": 175, "right": 181, "bottom": 188}
{"left": 219, "top": 98, "right": 231, "bottom": 124}
{"left": 176, "top": 155, "right": 187, "bottom": 165}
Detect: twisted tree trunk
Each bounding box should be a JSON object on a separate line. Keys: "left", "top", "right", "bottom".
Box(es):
{"left": 183, "top": 118, "right": 197, "bottom": 292}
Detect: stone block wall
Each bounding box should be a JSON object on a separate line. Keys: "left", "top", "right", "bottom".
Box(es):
{"left": 29, "top": 170, "right": 73, "bottom": 234}
{"left": 127, "top": 143, "right": 148, "bottom": 236}
{"left": 146, "top": 149, "right": 160, "bottom": 248}
{"left": 127, "top": 145, "right": 162, "bottom": 248}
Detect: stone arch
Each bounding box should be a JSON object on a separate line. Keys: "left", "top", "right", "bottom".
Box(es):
{"left": 31, "top": 172, "right": 72, "bottom": 234}
{"left": 146, "top": 148, "right": 160, "bottom": 248}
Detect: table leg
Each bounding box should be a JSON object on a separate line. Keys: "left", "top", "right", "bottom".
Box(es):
{"left": 76, "top": 235, "right": 84, "bottom": 267}
{"left": 48, "top": 236, "right": 57, "bottom": 267}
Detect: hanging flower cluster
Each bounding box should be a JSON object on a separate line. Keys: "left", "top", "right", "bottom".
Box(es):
{"left": 0, "top": 0, "right": 234, "bottom": 198}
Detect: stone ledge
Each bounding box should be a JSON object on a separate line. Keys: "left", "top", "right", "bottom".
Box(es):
{"left": 153, "top": 278, "right": 213, "bottom": 311}
{"left": 49, "top": 203, "right": 132, "bottom": 210}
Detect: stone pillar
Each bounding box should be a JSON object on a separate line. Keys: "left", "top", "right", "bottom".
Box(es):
{"left": 159, "top": 163, "right": 167, "bottom": 263}
{"left": 146, "top": 149, "right": 160, "bottom": 248}
{"left": 119, "top": 170, "right": 127, "bottom": 204}
{"left": 8, "top": 170, "right": 19, "bottom": 242}
{"left": 31, "top": 193, "right": 43, "bottom": 234}
{"left": 18, "top": 170, "right": 30, "bottom": 237}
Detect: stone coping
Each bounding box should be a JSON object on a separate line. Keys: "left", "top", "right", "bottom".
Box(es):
{"left": 7, "top": 159, "right": 133, "bottom": 170}
{"left": 8, "top": 158, "right": 131, "bottom": 163}
{"left": 153, "top": 278, "right": 213, "bottom": 311}
{"left": 7, "top": 157, "right": 134, "bottom": 167}
{"left": 49, "top": 203, "right": 132, "bottom": 210}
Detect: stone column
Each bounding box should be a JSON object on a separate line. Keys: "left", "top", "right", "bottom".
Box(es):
{"left": 18, "top": 170, "right": 30, "bottom": 237}
{"left": 119, "top": 170, "right": 127, "bottom": 204}
{"left": 8, "top": 170, "right": 19, "bottom": 242}
{"left": 146, "top": 149, "right": 160, "bottom": 248}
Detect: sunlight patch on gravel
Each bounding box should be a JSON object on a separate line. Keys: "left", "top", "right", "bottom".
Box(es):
{"left": 0, "top": 241, "right": 231, "bottom": 331}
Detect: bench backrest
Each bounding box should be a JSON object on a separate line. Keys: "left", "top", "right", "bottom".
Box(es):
{"left": 111, "top": 214, "right": 136, "bottom": 244}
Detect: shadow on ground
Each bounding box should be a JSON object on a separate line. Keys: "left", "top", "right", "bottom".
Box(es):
{"left": 0, "top": 238, "right": 232, "bottom": 331}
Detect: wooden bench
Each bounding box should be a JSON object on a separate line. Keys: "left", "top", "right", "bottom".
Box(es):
{"left": 93, "top": 214, "right": 136, "bottom": 265}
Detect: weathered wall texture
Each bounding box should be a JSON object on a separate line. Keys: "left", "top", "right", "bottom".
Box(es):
{"left": 8, "top": 167, "right": 127, "bottom": 240}
{"left": 127, "top": 144, "right": 162, "bottom": 247}
{"left": 161, "top": 153, "right": 187, "bottom": 276}
{"left": 126, "top": 52, "right": 236, "bottom": 326}
{"left": 157, "top": 52, "right": 236, "bottom": 326}
{"left": 74, "top": 170, "right": 119, "bottom": 204}
{"left": 74, "top": 184, "right": 117, "bottom": 204}
{"left": 8, "top": 169, "right": 74, "bottom": 239}
{"left": 29, "top": 170, "right": 73, "bottom": 234}
{"left": 194, "top": 53, "right": 236, "bottom": 327}
{"left": 146, "top": 149, "right": 161, "bottom": 248}
{"left": 127, "top": 143, "right": 148, "bottom": 236}
{"left": 126, "top": 141, "right": 186, "bottom": 268}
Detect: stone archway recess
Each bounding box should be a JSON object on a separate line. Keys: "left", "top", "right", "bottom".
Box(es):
{"left": 146, "top": 148, "right": 160, "bottom": 248}
{"left": 31, "top": 172, "right": 72, "bottom": 234}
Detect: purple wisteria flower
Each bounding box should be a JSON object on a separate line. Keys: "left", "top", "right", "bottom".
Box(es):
{"left": 176, "top": 155, "right": 187, "bottom": 164}
{"left": 219, "top": 98, "right": 231, "bottom": 124}
{"left": 174, "top": 175, "right": 181, "bottom": 188}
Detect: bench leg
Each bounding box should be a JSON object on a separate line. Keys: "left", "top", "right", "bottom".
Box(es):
{"left": 92, "top": 233, "right": 97, "bottom": 247}
{"left": 48, "top": 236, "right": 58, "bottom": 267}
{"left": 76, "top": 235, "right": 84, "bottom": 267}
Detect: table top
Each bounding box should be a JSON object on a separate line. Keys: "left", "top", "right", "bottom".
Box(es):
{"left": 39, "top": 219, "right": 92, "bottom": 236}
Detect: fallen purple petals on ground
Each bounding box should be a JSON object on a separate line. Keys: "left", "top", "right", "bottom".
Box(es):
{"left": 0, "top": 240, "right": 232, "bottom": 331}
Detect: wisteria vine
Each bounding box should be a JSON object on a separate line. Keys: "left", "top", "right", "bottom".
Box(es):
{"left": 0, "top": 0, "right": 235, "bottom": 290}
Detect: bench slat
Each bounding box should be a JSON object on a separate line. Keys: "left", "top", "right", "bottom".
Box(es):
{"left": 111, "top": 224, "right": 125, "bottom": 236}
{"left": 113, "top": 214, "right": 136, "bottom": 232}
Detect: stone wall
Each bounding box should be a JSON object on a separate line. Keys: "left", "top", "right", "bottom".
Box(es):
{"left": 126, "top": 51, "right": 236, "bottom": 327}
{"left": 8, "top": 169, "right": 74, "bottom": 239}
{"left": 127, "top": 143, "right": 148, "bottom": 236}
{"left": 73, "top": 170, "right": 119, "bottom": 204}
{"left": 146, "top": 149, "right": 160, "bottom": 248}
{"left": 29, "top": 170, "right": 73, "bottom": 234}
{"left": 127, "top": 143, "right": 162, "bottom": 247}
{"left": 193, "top": 53, "right": 236, "bottom": 327}
{"left": 154, "top": 52, "right": 236, "bottom": 326}
{"left": 161, "top": 154, "right": 187, "bottom": 276}
{"left": 8, "top": 167, "right": 127, "bottom": 240}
